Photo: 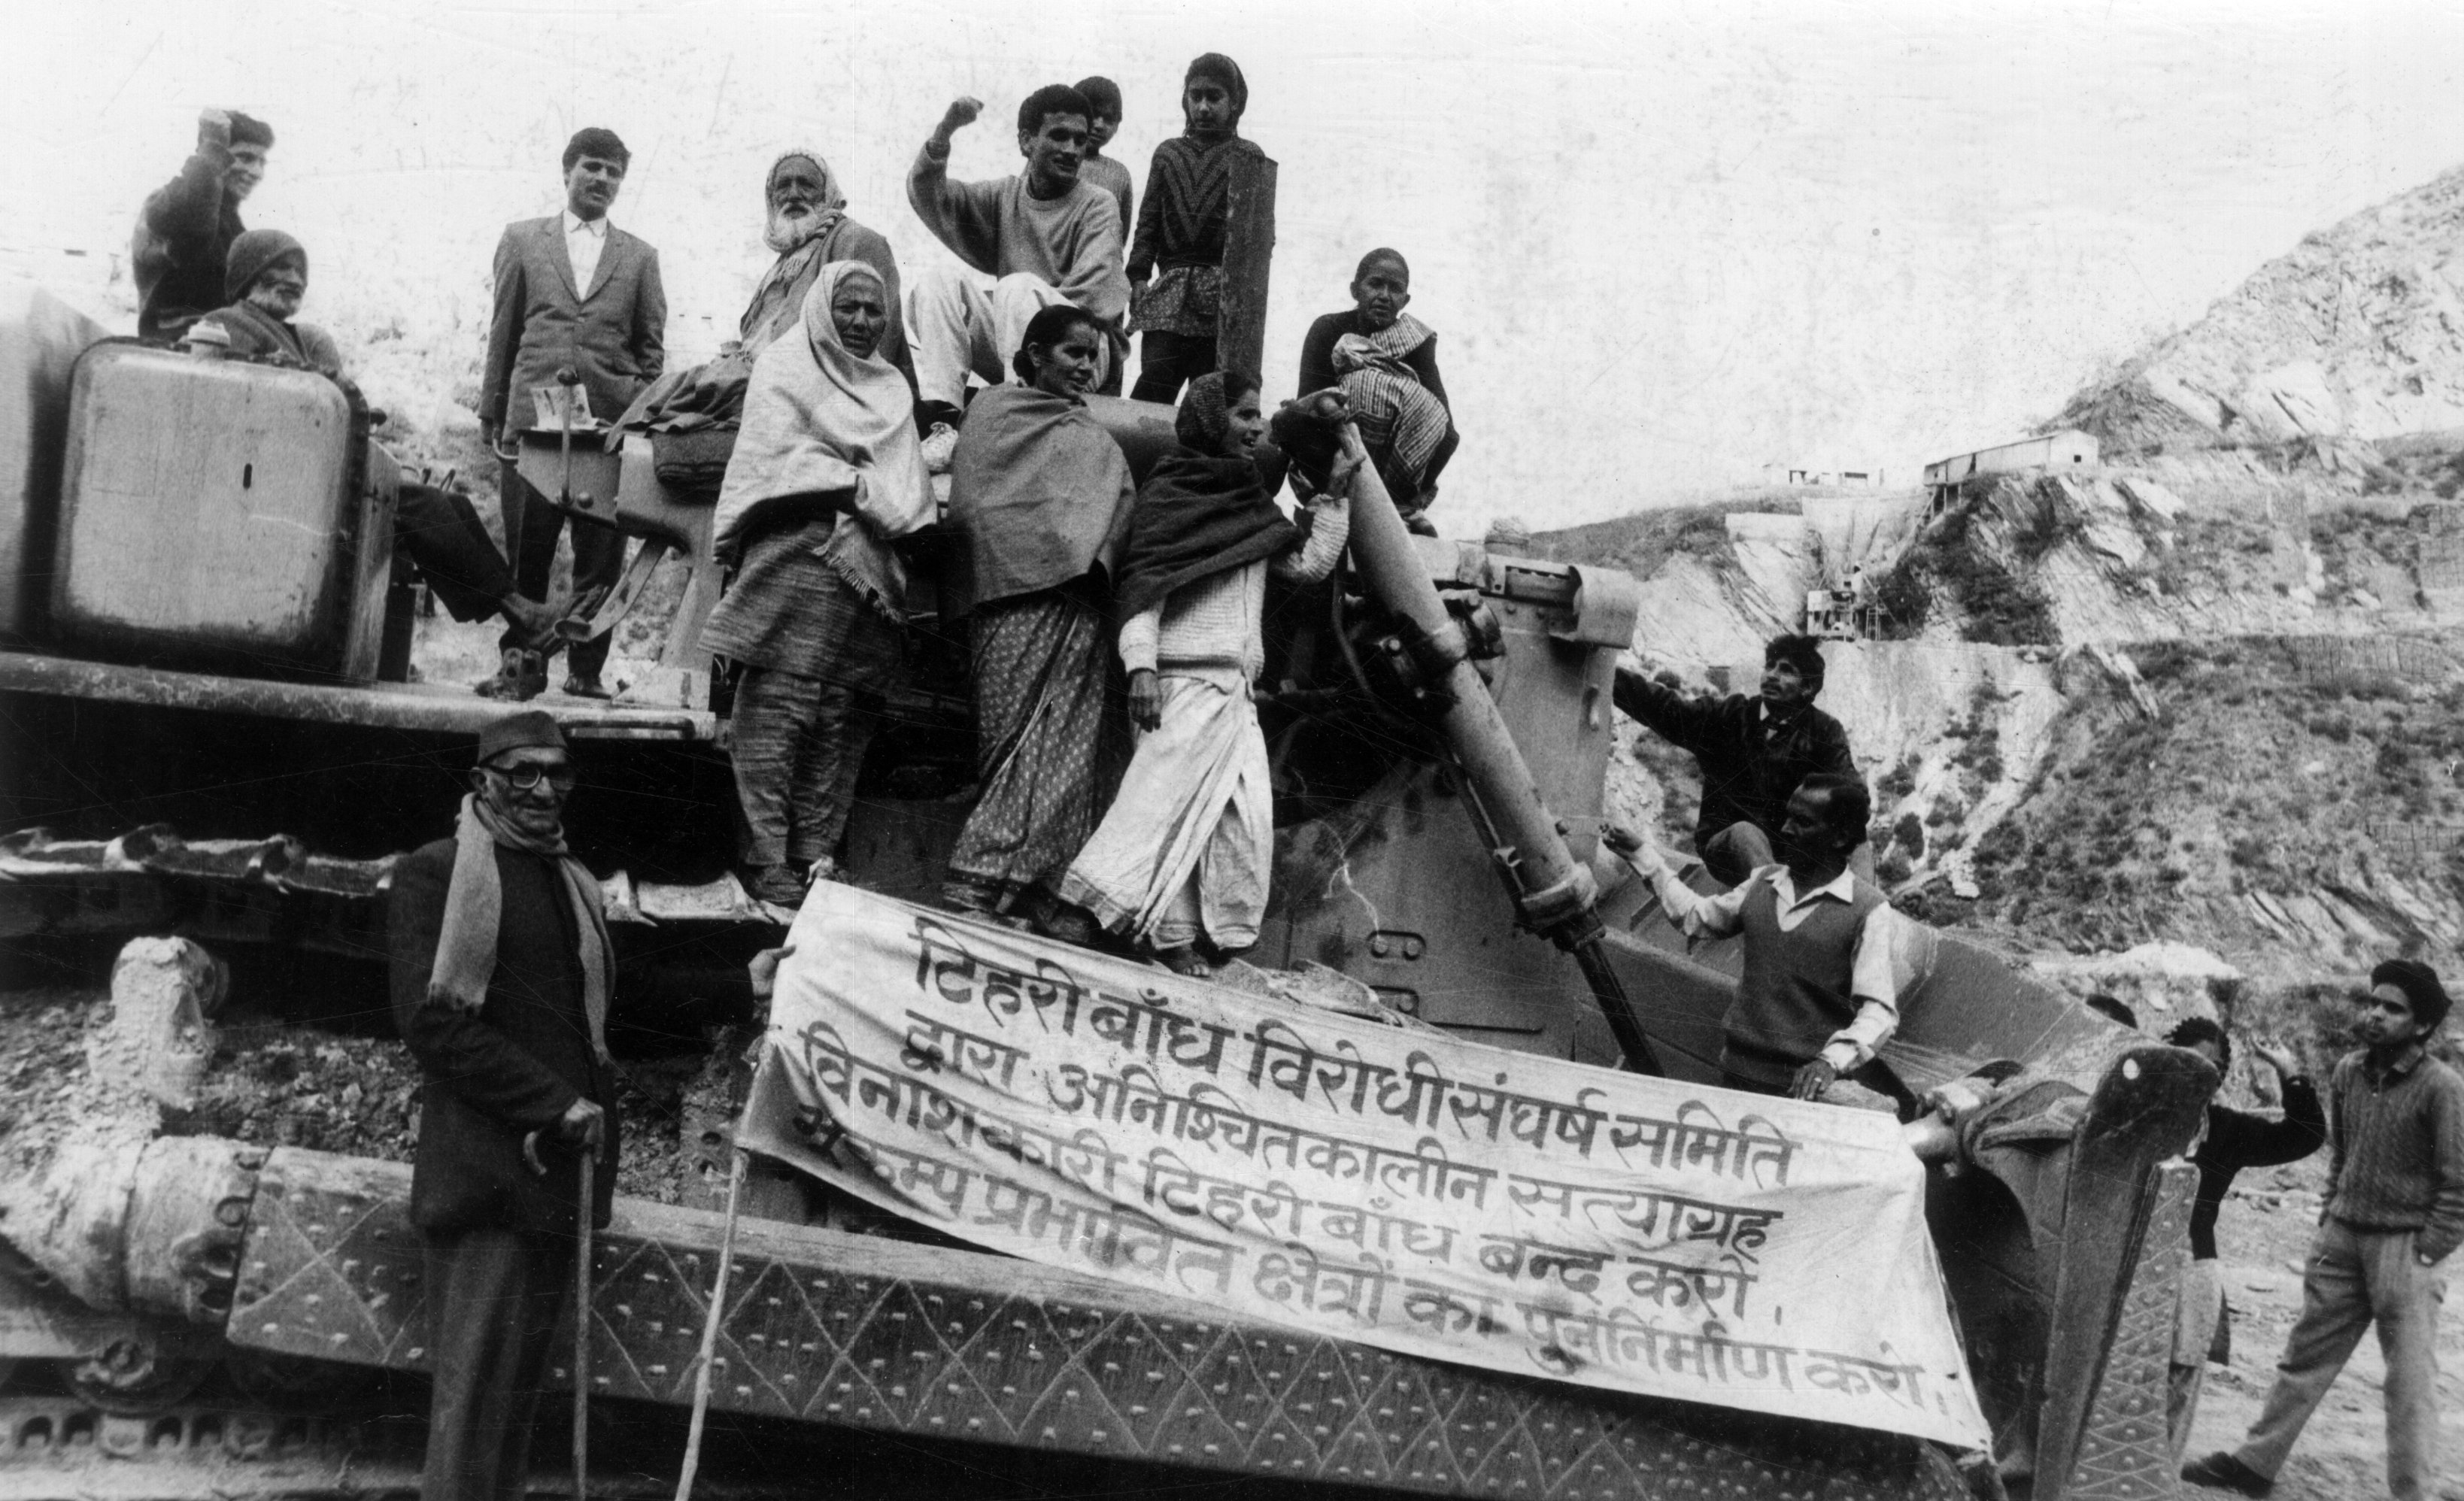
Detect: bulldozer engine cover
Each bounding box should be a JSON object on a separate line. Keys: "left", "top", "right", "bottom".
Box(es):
{"left": 50, "top": 341, "right": 388, "bottom": 682}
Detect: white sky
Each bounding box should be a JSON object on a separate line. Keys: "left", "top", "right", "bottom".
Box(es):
{"left": 8, "top": 0, "right": 2464, "bottom": 534}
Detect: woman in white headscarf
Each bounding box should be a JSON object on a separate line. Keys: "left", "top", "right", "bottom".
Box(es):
{"left": 702, "top": 261, "right": 932, "bottom": 905}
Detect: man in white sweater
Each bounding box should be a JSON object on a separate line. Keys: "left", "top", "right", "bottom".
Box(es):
{"left": 1059, "top": 372, "right": 1349, "bottom": 972}
{"left": 906, "top": 85, "right": 1131, "bottom": 438}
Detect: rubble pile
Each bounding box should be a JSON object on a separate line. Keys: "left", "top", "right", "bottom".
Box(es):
{"left": 0, "top": 987, "right": 699, "bottom": 1205}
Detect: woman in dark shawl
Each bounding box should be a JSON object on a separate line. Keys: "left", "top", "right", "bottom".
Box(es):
{"left": 939, "top": 304, "right": 1137, "bottom": 932}
{"left": 702, "top": 261, "right": 932, "bottom": 907}
{"left": 1125, "top": 53, "right": 1264, "bottom": 405}
{"left": 1057, "top": 371, "right": 1351, "bottom": 972}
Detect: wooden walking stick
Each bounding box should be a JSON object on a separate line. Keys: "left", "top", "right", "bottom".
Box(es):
{"left": 674, "top": 1147, "right": 750, "bottom": 1501}
{"left": 573, "top": 1145, "right": 596, "bottom": 1501}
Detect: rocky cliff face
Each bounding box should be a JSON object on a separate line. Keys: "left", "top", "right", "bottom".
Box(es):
{"left": 1547, "top": 453, "right": 2464, "bottom": 996}
{"left": 2062, "top": 165, "right": 2464, "bottom": 453}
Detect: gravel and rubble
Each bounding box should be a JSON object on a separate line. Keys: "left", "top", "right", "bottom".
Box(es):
{"left": 0, "top": 986, "right": 702, "bottom": 1206}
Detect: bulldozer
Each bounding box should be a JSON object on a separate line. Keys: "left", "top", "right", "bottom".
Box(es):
{"left": 0, "top": 206, "right": 2214, "bottom": 1500}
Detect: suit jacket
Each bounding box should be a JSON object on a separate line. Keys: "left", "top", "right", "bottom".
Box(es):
{"left": 389, "top": 836, "right": 618, "bottom": 1236}
{"left": 481, "top": 215, "right": 666, "bottom": 435}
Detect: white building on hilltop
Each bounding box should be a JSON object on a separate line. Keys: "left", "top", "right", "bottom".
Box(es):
{"left": 1923, "top": 429, "right": 2100, "bottom": 512}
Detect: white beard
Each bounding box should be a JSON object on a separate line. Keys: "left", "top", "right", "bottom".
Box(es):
{"left": 764, "top": 204, "right": 827, "bottom": 256}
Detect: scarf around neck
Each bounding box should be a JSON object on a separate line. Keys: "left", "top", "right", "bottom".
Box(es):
{"left": 426, "top": 793, "right": 613, "bottom": 1066}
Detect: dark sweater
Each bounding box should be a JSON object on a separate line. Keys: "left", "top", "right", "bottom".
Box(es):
{"left": 1612, "top": 671, "right": 1858, "bottom": 857}
{"left": 388, "top": 837, "right": 618, "bottom": 1236}
{"left": 2325, "top": 1045, "right": 2464, "bottom": 1262}
{"left": 2188, "top": 1077, "right": 2326, "bottom": 1259}
{"left": 133, "top": 147, "right": 246, "bottom": 338}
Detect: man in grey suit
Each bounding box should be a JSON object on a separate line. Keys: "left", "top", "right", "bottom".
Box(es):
{"left": 479, "top": 127, "right": 666, "bottom": 699}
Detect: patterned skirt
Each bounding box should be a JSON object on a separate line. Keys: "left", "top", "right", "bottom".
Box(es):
{"left": 945, "top": 590, "right": 1112, "bottom": 896}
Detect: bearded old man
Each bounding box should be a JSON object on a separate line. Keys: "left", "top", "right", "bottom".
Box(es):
{"left": 621, "top": 149, "right": 909, "bottom": 437}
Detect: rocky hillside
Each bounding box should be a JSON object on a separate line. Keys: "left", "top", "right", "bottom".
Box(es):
{"left": 1549, "top": 159, "right": 2464, "bottom": 1008}
{"left": 2060, "top": 165, "right": 2464, "bottom": 453}
{"left": 1548, "top": 448, "right": 2464, "bottom": 1008}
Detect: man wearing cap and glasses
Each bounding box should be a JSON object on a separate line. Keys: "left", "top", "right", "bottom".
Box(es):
{"left": 388, "top": 710, "right": 618, "bottom": 1501}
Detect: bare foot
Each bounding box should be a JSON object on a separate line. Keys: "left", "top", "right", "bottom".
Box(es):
{"left": 1152, "top": 945, "right": 1209, "bottom": 977}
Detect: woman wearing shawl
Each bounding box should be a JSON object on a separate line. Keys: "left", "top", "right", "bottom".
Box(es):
{"left": 1058, "top": 371, "right": 1351, "bottom": 972}
{"left": 940, "top": 305, "right": 1137, "bottom": 932}
{"left": 1296, "top": 247, "right": 1459, "bottom": 532}
{"left": 619, "top": 150, "right": 908, "bottom": 436}
{"left": 1126, "top": 53, "right": 1263, "bottom": 405}
{"left": 702, "top": 261, "right": 932, "bottom": 908}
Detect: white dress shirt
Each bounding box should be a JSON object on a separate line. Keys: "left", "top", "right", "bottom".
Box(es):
{"left": 1643, "top": 860, "right": 1928, "bottom": 1073}
{"left": 563, "top": 209, "right": 608, "bottom": 295}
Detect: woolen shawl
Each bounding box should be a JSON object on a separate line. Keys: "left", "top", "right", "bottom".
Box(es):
{"left": 945, "top": 381, "right": 1136, "bottom": 616}
{"left": 713, "top": 262, "right": 930, "bottom": 612}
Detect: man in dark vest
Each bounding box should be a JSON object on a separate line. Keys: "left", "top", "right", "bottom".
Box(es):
{"left": 1614, "top": 633, "right": 1862, "bottom": 887}
{"left": 389, "top": 710, "right": 617, "bottom": 1501}
{"left": 134, "top": 108, "right": 273, "bottom": 339}
{"left": 1614, "top": 772, "right": 1927, "bottom": 1100}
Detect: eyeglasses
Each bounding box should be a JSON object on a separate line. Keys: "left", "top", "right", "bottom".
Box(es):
{"left": 483, "top": 762, "right": 577, "bottom": 792}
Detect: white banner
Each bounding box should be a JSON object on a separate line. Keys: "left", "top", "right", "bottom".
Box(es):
{"left": 741, "top": 883, "right": 1987, "bottom": 1447}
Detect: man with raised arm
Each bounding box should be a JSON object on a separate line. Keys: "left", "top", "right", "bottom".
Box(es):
{"left": 134, "top": 108, "right": 274, "bottom": 338}
{"left": 1614, "top": 632, "right": 1860, "bottom": 887}
{"left": 905, "top": 86, "right": 1130, "bottom": 447}
{"left": 1611, "top": 772, "right": 1928, "bottom": 1103}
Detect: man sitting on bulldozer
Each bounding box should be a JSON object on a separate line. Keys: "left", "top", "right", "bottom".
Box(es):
{"left": 1610, "top": 773, "right": 1928, "bottom": 1105}
{"left": 196, "top": 229, "right": 563, "bottom": 654}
